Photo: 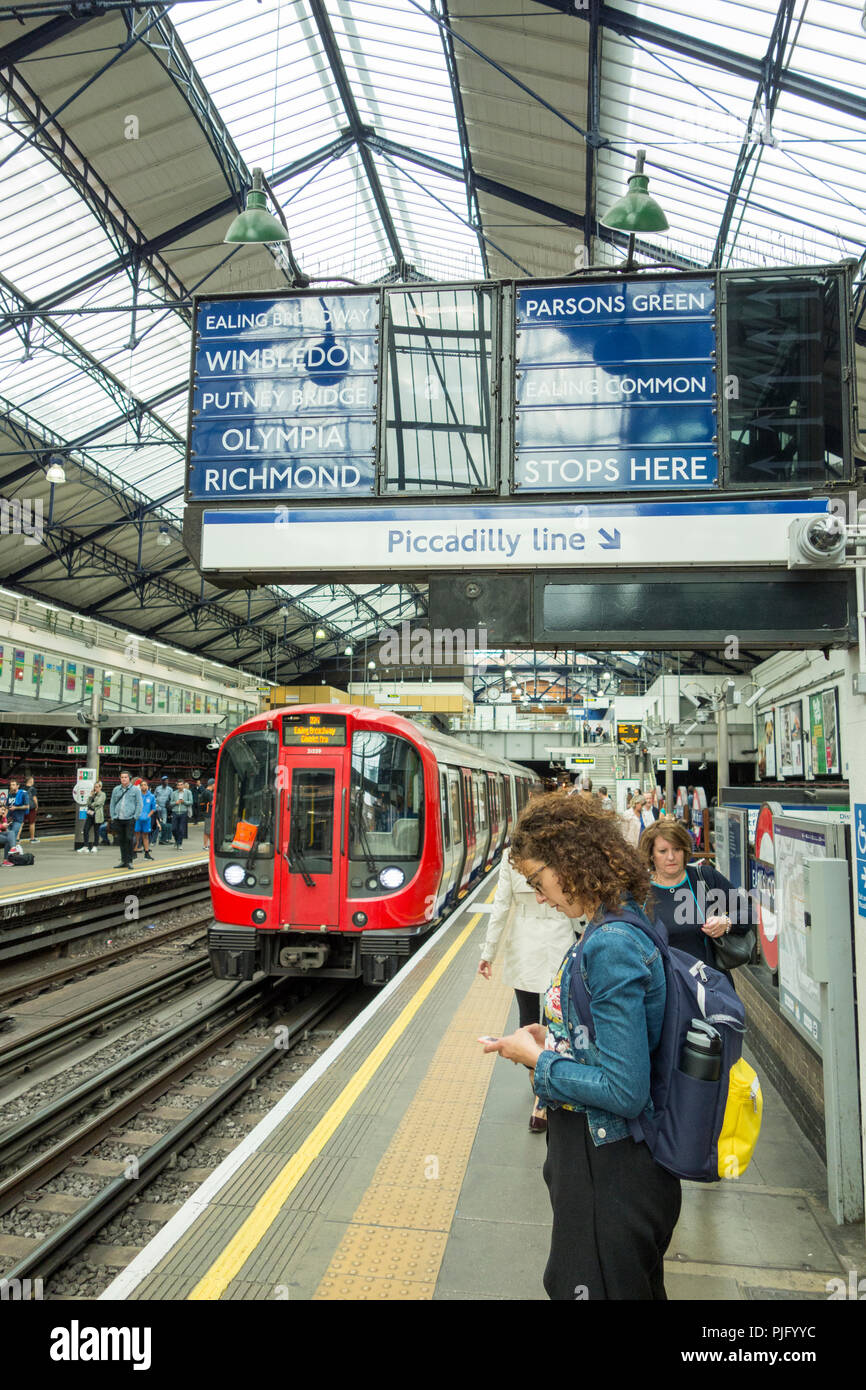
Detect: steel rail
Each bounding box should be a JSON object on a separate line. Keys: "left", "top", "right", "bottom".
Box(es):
{"left": 2, "top": 985, "right": 348, "bottom": 1283}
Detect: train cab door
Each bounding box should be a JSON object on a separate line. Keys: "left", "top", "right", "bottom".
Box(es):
{"left": 280, "top": 757, "right": 344, "bottom": 927}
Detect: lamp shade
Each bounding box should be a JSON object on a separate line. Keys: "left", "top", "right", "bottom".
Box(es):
{"left": 600, "top": 150, "right": 668, "bottom": 234}
{"left": 224, "top": 168, "right": 291, "bottom": 244}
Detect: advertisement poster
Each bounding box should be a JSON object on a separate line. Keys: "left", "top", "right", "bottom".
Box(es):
{"left": 758, "top": 709, "right": 776, "bottom": 779}
{"left": 103, "top": 673, "right": 112, "bottom": 699}
{"left": 774, "top": 820, "right": 826, "bottom": 1050}
{"left": 778, "top": 700, "right": 803, "bottom": 777}
{"left": 84, "top": 666, "right": 94, "bottom": 696}
{"left": 809, "top": 692, "right": 825, "bottom": 775}
{"left": 822, "top": 688, "right": 839, "bottom": 774}
{"left": 144, "top": 682, "right": 154, "bottom": 710}
{"left": 65, "top": 661, "right": 77, "bottom": 692}
{"left": 32, "top": 653, "right": 43, "bottom": 686}
{"left": 13, "top": 649, "right": 25, "bottom": 683}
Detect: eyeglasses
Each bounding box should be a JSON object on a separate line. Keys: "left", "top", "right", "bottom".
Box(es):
{"left": 525, "top": 868, "right": 548, "bottom": 895}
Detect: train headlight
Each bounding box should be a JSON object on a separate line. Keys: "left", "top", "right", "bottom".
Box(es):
{"left": 223, "top": 863, "right": 245, "bottom": 886}
{"left": 353, "top": 911, "right": 368, "bottom": 926}
{"left": 379, "top": 866, "right": 405, "bottom": 890}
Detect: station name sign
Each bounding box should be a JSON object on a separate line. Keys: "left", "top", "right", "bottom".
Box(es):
{"left": 514, "top": 280, "right": 718, "bottom": 492}
{"left": 188, "top": 293, "right": 379, "bottom": 501}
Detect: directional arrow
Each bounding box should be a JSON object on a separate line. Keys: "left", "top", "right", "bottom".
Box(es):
{"left": 743, "top": 415, "right": 823, "bottom": 430}
{"left": 598, "top": 528, "right": 621, "bottom": 550}
{"left": 745, "top": 285, "right": 821, "bottom": 310}
{"left": 752, "top": 372, "right": 823, "bottom": 388}
{"left": 750, "top": 329, "right": 822, "bottom": 350}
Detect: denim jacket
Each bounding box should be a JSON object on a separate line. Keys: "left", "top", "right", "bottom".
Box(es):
{"left": 532, "top": 903, "right": 666, "bottom": 1146}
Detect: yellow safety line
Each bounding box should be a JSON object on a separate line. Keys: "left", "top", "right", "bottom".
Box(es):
{"left": 0, "top": 855, "right": 208, "bottom": 900}
{"left": 188, "top": 899, "right": 492, "bottom": 1300}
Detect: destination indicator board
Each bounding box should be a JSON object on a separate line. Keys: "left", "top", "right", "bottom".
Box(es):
{"left": 282, "top": 712, "right": 347, "bottom": 746}
{"left": 514, "top": 280, "right": 718, "bottom": 492}
{"left": 189, "top": 294, "right": 379, "bottom": 502}
{"left": 617, "top": 722, "right": 642, "bottom": 744}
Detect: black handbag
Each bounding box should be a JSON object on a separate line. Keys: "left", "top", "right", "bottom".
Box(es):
{"left": 694, "top": 863, "right": 756, "bottom": 970}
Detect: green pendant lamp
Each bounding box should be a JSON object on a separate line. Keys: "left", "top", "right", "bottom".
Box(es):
{"left": 224, "top": 167, "right": 291, "bottom": 243}
{"left": 600, "top": 149, "right": 668, "bottom": 269}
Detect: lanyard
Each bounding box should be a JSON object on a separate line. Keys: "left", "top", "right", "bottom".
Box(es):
{"left": 652, "top": 870, "right": 702, "bottom": 920}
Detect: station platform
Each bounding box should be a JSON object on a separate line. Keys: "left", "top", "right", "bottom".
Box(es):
{"left": 101, "top": 877, "right": 864, "bottom": 1303}
{"left": 0, "top": 832, "right": 208, "bottom": 905}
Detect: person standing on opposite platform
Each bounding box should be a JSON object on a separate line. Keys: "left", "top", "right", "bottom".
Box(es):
{"left": 134, "top": 780, "right": 156, "bottom": 860}
{"left": 481, "top": 793, "right": 681, "bottom": 1301}
{"left": 154, "top": 775, "right": 173, "bottom": 845}
{"left": 200, "top": 778, "right": 215, "bottom": 850}
{"left": 170, "top": 780, "right": 193, "bottom": 849}
{"left": 24, "top": 775, "right": 38, "bottom": 843}
{"left": 110, "top": 771, "right": 143, "bottom": 871}
{"left": 5, "top": 779, "right": 29, "bottom": 849}
{"left": 478, "top": 844, "right": 586, "bottom": 1132}
{"left": 79, "top": 781, "right": 105, "bottom": 853}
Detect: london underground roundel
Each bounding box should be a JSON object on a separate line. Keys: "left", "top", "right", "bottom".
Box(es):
{"left": 754, "top": 803, "right": 778, "bottom": 971}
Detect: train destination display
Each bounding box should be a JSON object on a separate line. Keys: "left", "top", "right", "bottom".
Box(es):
{"left": 514, "top": 281, "right": 718, "bottom": 492}
{"left": 188, "top": 293, "right": 379, "bottom": 501}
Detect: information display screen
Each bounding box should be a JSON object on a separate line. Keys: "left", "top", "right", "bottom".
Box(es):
{"left": 617, "top": 722, "right": 641, "bottom": 744}
{"left": 282, "top": 713, "right": 347, "bottom": 746}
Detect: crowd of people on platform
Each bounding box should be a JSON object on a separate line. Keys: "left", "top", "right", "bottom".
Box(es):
{"left": 477, "top": 780, "right": 755, "bottom": 1300}
{"left": 78, "top": 772, "right": 215, "bottom": 869}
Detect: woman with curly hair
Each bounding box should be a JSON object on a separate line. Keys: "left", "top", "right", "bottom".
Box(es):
{"left": 481, "top": 791, "right": 681, "bottom": 1300}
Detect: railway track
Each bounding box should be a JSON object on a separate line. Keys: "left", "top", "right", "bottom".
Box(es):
{"left": 0, "top": 982, "right": 351, "bottom": 1291}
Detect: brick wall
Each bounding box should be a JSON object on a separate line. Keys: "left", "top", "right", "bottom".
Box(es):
{"left": 738, "top": 967, "right": 825, "bottom": 1159}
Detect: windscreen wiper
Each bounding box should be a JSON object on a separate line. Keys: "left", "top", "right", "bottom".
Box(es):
{"left": 352, "top": 791, "right": 379, "bottom": 879}
{"left": 287, "top": 835, "right": 316, "bottom": 889}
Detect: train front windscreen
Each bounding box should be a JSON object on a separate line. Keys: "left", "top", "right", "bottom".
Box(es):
{"left": 349, "top": 729, "right": 424, "bottom": 864}
{"left": 214, "top": 729, "right": 278, "bottom": 869}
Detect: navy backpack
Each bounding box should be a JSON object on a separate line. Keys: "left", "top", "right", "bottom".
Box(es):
{"left": 570, "top": 905, "right": 757, "bottom": 1183}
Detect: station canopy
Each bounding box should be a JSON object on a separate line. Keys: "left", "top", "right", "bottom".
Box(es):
{"left": 1, "top": 0, "right": 864, "bottom": 685}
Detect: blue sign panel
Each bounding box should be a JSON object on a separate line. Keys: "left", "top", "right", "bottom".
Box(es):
{"left": 855, "top": 803, "right": 866, "bottom": 918}
{"left": 189, "top": 294, "right": 379, "bottom": 501}
{"left": 515, "top": 279, "right": 717, "bottom": 493}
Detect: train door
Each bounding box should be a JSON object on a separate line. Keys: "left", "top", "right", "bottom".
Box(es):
{"left": 280, "top": 757, "right": 344, "bottom": 927}
{"left": 476, "top": 772, "right": 492, "bottom": 868}
{"left": 450, "top": 770, "right": 469, "bottom": 897}
{"left": 438, "top": 769, "right": 457, "bottom": 911}
{"left": 484, "top": 772, "right": 498, "bottom": 866}
{"left": 494, "top": 774, "right": 507, "bottom": 855}
{"left": 461, "top": 769, "right": 477, "bottom": 886}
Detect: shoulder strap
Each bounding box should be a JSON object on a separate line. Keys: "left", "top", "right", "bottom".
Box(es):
{"left": 569, "top": 905, "right": 667, "bottom": 1041}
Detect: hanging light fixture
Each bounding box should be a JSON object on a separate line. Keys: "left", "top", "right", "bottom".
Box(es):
{"left": 600, "top": 149, "right": 668, "bottom": 270}
{"left": 315, "top": 628, "right": 326, "bottom": 640}
{"left": 45, "top": 453, "right": 66, "bottom": 484}
{"left": 157, "top": 525, "right": 171, "bottom": 548}
{"left": 224, "top": 168, "right": 292, "bottom": 244}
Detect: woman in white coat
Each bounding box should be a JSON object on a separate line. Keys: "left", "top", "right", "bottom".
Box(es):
{"left": 478, "top": 853, "right": 585, "bottom": 1132}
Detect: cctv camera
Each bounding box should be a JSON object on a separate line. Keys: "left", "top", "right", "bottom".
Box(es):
{"left": 678, "top": 736, "right": 686, "bottom": 747}
{"left": 123, "top": 726, "right": 134, "bottom": 735}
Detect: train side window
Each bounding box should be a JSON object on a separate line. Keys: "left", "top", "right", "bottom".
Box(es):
{"left": 450, "top": 776, "right": 462, "bottom": 839}
{"left": 213, "top": 729, "right": 278, "bottom": 856}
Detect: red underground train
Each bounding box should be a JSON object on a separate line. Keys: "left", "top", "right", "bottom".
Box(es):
{"left": 208, "top": 704, "right": 538, "bottom": 985}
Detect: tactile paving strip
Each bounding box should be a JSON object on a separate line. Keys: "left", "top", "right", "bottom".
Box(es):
{"left": 312, "top": 962, "right": 514, "bottom": 1300}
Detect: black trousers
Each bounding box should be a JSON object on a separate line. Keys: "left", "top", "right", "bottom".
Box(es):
{"left": 114, "top": 818, "right": 135, "bottom": 867}
{"left": 542, "top": 1108, "right": 681, "bottom": 1301}
{"left": 514, "top": 989, "right": 542, "bottom": 1030}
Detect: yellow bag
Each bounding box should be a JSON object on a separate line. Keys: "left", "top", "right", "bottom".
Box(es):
{"left": 717, "top": 1058, "right": 763, "bottom": 1179}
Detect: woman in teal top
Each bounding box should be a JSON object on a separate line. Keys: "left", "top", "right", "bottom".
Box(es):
{"left": 482, "top": 793, "right": 681, "bottom": 1300}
